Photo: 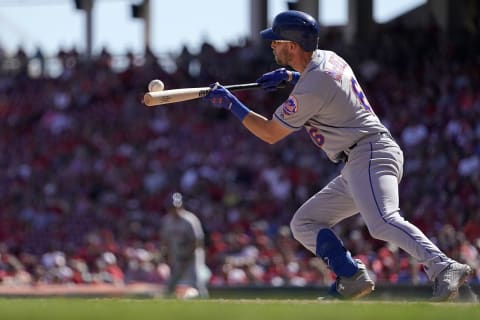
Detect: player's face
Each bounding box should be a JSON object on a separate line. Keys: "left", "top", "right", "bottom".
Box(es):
{"left": 271, "top": 40, "right": 293, "bottom": 66}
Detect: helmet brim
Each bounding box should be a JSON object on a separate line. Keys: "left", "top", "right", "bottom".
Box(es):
{"left": 260, "top": 28, "right": 284, "bottom": 41}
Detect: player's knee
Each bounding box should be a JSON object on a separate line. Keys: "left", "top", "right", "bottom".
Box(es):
{"left": 290, "top": 209, "right": 331, "bottom": 242}
{"left": 289, "top": 212, "right": 313, "bottom": 243}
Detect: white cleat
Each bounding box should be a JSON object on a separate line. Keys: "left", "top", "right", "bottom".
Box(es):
{"left": 431, "top": 262, "right": 473, "bottom": 302}
{"left": 335, "top": 259, "right": 375, "bottom": 299}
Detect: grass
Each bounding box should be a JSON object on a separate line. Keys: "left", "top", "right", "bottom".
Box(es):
{"left": 0, "top": 298, "right": 479, "bottom": 320}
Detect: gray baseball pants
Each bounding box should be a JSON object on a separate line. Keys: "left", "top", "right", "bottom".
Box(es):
{"left": 290, "top": 133, "right": 453, "bottom": 280}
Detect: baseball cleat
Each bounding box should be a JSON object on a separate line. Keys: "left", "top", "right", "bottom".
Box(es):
{"left": 332, "top": 259, "right": 375, "bottom": 299}
{"left": 431, "top": 262, "right": 473, "bottom": 302}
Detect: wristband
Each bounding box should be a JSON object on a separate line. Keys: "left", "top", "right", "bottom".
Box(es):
{"left": 287, "top": 70, "right": 293, "bottom": 82}
{"left": 230, "top": 100, "right": 250, "bottom": 121}
{"left": 290, "top": 71, "right": 300, "bottom": 85}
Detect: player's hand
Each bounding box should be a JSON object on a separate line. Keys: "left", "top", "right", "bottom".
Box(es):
{"left": 205, "top": 82, "right": 236, "bottom": 110}
{"left": 256, "top": 68, "right": 300, "bottom": 91}
{"left": 205, "top": 82, "right": 251, "bottom": 121}
{"left": 256, "top": 68, "right": 288, "bottom": 91}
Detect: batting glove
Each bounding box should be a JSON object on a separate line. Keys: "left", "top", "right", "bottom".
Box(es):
{"left": 205, "top": 83, "right": 250, "bottom": 121}
{"left": 255, "top": 68, "right": 300, "bottom": 91}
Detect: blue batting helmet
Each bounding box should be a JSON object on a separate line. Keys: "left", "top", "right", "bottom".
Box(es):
{"left": 260, "top": 10, "right": 319, "bottom": 52}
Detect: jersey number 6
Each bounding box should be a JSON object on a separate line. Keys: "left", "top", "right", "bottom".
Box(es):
{"left": 308, "top": 127, "right": 325, "bottom": 147}
{"left": 351, "top": 77, "right": 373, "bottom": 113}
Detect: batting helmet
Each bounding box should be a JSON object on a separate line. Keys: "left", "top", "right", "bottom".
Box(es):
{"left": 260, "top": 10, "right": 319, "bottom": 52}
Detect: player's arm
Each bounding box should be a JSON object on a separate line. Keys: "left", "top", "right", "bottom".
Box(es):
{"left": 242, "top": 111, "right": 292, "bottom": 144}
{"left": 206, "top": 83, "right": 293, "bottom": 144}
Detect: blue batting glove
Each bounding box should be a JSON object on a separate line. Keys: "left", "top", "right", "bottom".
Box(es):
{"left": 255, "top": 68, "right": 300, "bottom": 91}
{"left": 205, "top": 83, "right": 251, "bottom": 121}
{"left": 205, "top": 83, "right": 234, "bottom": 109}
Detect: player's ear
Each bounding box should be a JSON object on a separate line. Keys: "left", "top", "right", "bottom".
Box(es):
{"left": 289, "top": 42, "right": 300, "bottom": 52}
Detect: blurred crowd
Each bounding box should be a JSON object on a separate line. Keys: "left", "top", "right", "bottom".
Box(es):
{"left": 0, "top": 20, "right": 479, "bottom": 290}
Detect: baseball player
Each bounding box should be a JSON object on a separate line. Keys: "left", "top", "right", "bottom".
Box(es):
{"left": 205, "top": 10, "right": 473, "bottom": 301}
{"left": 161, "top": 192, "right": 211, "bottom": 298}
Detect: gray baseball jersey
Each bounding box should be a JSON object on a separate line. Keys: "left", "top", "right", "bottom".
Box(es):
{"left": 279, "top": 49, "right": 454, "bottom": 281}
{"left": 161, "top": 209, "right": 210, "bottom": 296}
{"left": 274, "top": 50, "right": 388, "bottom": 162}
{"left": 162, "top": 210, "right": 199, "bottom": 262}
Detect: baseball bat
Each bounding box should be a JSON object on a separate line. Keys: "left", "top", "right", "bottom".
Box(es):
{"left": 143, "top": 83, "right": 261, "bottom": 107}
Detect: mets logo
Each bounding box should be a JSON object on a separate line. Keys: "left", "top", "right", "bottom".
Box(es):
{"left": 282, "top": 96, "right": 298, "bottom": 115}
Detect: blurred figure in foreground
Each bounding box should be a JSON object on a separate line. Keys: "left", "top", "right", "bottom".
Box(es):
{"left": 161, "top": 192, "right": 211, "bottom": 298}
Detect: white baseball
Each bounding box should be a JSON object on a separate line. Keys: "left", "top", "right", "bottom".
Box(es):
{"left": 148, "top": 79, "right": 165, "bottom": 92}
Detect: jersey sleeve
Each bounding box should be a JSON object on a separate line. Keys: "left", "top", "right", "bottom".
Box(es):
{"left": 273, "top": 73, "right": 332, "bottom": 129}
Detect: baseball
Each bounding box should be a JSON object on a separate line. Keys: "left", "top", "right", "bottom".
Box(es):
{"left": 148, "top": 79, "right": 165, "bottom": 92}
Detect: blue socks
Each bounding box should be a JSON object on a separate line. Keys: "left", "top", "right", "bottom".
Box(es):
{"left": 316, "top": 228, "right": 358, "bottom": 277}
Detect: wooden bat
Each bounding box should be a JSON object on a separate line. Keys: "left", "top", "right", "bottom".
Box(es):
{"left": 143, "top": 83, "right": 261, "bottom": 107}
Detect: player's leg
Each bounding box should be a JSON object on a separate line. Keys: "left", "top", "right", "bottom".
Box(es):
{"left": 344, "top": 141, "right": 472, "bottom": 301}
{"left": 290, "top": 175, "right": 374, "bottom": 299}
{"left": 194, "top": 248, "right": 211, "bottom": 298}
{"left": 290, "top": 175, "right": 357, "bottom": 253}
{"left": 173, "top": 261, "right": 201, "bottom": 299}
